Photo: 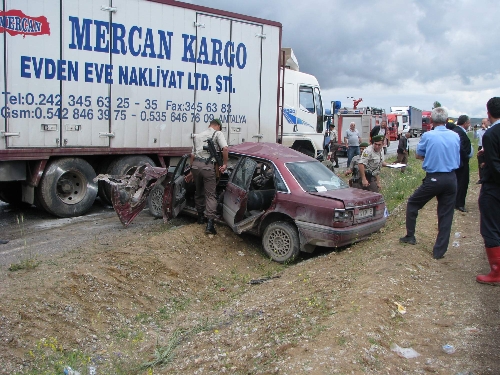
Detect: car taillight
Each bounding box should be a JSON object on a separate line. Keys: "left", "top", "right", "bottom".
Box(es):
{"left": 334, "top": 209, "right": 353, "bottom": 222}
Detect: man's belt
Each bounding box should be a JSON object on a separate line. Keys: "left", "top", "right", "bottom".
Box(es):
{"left": 195, "top": 156, "right": 215, "bottom": 164}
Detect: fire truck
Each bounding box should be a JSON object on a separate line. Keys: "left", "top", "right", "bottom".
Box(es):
{"left": 422, "top": 111, "right": 432, "bottom": 133}
{"left": 330, "top": 101, "right": 385, "bottom": 155}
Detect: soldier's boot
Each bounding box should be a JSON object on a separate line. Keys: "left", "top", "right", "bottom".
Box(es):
{"left": 205, "top": 219, "right": 217, "bottom": 235}
{"left": 333, "top": 155, "right": 339, "bottom": 168}
{"left": 197, "top": 211, "right": 206, "bottom": 224}
{"left": 477, "top": 246, "right": 500, "bottom": 286}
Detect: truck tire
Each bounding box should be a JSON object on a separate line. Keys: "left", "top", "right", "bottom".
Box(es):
{"left": 102, "top": 155, "right": 156, "bottom": 206}
{"left": 37, "top": 158, "right": 98, "bottom": 217}
{"left": 96, "top": 156, "right": 115, "bottom": 205}
{"left": 148, "top": 182, "right": 165, "bottom": 218}
{"left": 262, "top": 221, "right": 300, "bottom": 263}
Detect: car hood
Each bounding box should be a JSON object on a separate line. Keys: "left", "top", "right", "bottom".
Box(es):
{"left": 309, "top": 188, "right": 383, "bottom": 208}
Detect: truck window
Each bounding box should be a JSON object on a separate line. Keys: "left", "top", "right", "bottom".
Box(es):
{"left": 402, "top": 115, "right": 408, "bottom": 123}
{"left": 299, "top": 86, "right": 315, "bottom": 113}
{"left": 314, "top": 87, "right": 324, "bottom": 133}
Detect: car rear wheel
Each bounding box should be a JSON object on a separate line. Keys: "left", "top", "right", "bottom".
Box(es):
{"left": 262, "top": 221, "right": 300, "bottom": 263}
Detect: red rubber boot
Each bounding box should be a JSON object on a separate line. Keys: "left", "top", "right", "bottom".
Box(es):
{"left": 476, "top": 246, "right": 500, "bottom": 286}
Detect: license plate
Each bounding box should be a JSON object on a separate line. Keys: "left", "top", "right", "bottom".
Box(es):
{"left": 358, "top": 208, "right": 374, "bottom": 218}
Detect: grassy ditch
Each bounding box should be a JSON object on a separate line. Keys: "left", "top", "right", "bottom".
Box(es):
{"left": 11, "top": 134, "right": 479, "bottom": 375}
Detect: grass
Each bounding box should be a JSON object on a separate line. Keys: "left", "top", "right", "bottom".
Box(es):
{"left": 15, "top": 337, "right": 91, "bottom": 375}
{"left": 8, "top": 214, "right": 40, "bottom": 272}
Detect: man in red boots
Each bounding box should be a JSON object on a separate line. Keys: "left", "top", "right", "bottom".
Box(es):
{"left": 477, "top": 97, "right": 500, "bottom": 285}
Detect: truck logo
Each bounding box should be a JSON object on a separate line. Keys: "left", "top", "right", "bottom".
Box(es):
{"left": 0, "top": 10, "right": 50, "bottom": 37}
{"left": 283, "top": 108, "right": 313, "bottom": 130}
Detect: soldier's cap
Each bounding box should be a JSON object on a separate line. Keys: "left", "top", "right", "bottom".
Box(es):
{"left": 211, "top": 118, "right": 222, "bottom": 127}
{"left": 457, "top": 115, "right": 469, "bottom": 125}
{"left": 360, "top": 142, "right": 369, "bottom": 147}
{"left": 372, "top": 135, "right": 385, "bottom": 143}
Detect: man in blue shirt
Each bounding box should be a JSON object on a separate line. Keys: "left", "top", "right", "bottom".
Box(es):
{"left": 476, "top": 97, "right": 500, "bottom": 285}
{"left": 400, "top": 107, "right": 460, "bottom": 260}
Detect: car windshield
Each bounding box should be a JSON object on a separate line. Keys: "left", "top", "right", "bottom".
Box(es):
{"left": 286, "top": 161, "right": 349, "bottom": 192}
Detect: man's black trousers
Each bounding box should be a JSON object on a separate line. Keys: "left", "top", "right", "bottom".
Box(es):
{"left": 454, "top": 161, "right": 470, "bottom": 208}
{"left": 479, "top": 182, "right": 500, "bottom": 248}
{"left": 406, "top": 172, "right": 457, "bottom": 259}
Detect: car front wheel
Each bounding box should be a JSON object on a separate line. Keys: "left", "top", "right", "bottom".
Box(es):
{"left": 262, "top": 221, "right": 300, "bottom": 263}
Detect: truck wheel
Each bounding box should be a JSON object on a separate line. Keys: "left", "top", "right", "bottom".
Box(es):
{"left": 37, "top": 158, "right": 98, "bottom": 217}
{"left": 262, "top": 221, "right": 300, "bottom": 263}
{"left": 148, "top": 183, "right": 165, "bottom": 218}
{"left": 96, "top": 157, "right": 115, "bottom": 206}
{"left": 103, "top": 155, "right": 156, "bottom": 206}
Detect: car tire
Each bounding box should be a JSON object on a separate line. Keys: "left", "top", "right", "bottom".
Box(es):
{"left": 262, "top": 221, "right": 300, "bottom": 263}
{"left": 148, "top": 182, "right": 165, "bottom": 218}
{"left": 37, "top": 158, "right": 98, "bottom": 217}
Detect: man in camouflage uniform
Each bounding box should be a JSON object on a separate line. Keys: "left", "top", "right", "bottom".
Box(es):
{"left": 345, "top": 142, "right": 369, "bottom": 188}
{"left": 191, "top": 119, "right": 228, "bottom": 235}
{"left": 357, "top": 134, "right": 388, "bottom": 193}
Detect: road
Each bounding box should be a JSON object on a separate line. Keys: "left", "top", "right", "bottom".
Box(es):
{"left": 0, "top": 136, "right": 421, "bottom": 266}
{"left": 336, "top": 135, "right": 419, "bottom": 167}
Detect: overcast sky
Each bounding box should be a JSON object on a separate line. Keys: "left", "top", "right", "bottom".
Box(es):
{"left": 184, "top": 0, "right": 497, "bottom": 119}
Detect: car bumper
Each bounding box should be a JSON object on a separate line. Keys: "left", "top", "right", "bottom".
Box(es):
{"left": 295, "top": 217, "right": 387, "bottom": 250}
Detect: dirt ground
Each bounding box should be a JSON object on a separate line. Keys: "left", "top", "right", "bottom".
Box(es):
{"left": 0, "top": 181, "right": 499, "bottom": 374}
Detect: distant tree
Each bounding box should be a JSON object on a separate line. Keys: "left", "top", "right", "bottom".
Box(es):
{"left": 433, "top": 101, "right": 442, "bottom": 109}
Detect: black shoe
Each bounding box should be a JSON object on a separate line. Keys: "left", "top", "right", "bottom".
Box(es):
{"left": 206, "top": 219, "right": 217, "bottom": 235}
{"left": 334, "top": 164, "right": 339, "bottom": 168}
{"left": 197, "top": 212, "right": 206, "bottom": 224}
{"left": 433, "top": 255, "right": 445, "bottom": 260}
{"left": 456, "top": 206, "right": 467, "bottom": 213}
{"left": 399, "top": 235, "right": 416, "bottom": 245}
{"left": 476, "top": 180, "right": 482, "bottom": 185}
{"left": 0, "top": 239, "right": 8, "bottom": 245}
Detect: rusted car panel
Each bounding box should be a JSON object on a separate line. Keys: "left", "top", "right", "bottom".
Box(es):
{"left": 95, "top": 164, "right": 168, "bottom": 226}
{"left": 295, "top": 216, "right": 387, "bottom": 249}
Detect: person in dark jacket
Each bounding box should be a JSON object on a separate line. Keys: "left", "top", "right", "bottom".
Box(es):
{"left": 453, "top": 115, "right": 472, "bottom": 212}
{"left": 396, "top": 132, "right": 411, "bottom": 173}
{"left": 476, "top": 97, "right": 500, "bottom": 285}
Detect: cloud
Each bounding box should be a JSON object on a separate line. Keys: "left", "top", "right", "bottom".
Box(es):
{"left": 183, "top": 0, "right": 500, "bottom": 116}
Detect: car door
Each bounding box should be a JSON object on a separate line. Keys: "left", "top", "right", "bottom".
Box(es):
{"left": 222, "top": 156, "right": 265, "bottom": 234}
{"left": 162, "top": 155, "right": 190, "bottom": 221}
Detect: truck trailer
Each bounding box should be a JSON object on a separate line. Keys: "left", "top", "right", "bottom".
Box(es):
{"left": 0, "top": 0, "right": 325, "bottom": 217}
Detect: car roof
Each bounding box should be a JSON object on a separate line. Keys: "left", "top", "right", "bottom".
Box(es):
{"left": 228, "top": 142, "right": 316, "bottom": 164}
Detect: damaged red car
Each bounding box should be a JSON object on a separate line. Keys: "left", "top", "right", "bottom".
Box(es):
{"left": 103, "top": 142, "right": 387, "bottom": 263}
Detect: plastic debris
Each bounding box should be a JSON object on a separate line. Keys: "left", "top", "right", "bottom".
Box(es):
{"left": 455, "top": 232, "right": 461, "bottom": 238}
{"left": 452, "top": 241, "right": 460, "bottom": 247}
{"left": 390, "top": 343, "right": 420, "bottom": 359}
{"left": 442, "top": 344, "right": 456, "bottom": 354}
{"left": 394, "top": 302, "right": 406, "bottom": 314}
{"left": 63, "top": 367, "right": 81, "bottom": 375}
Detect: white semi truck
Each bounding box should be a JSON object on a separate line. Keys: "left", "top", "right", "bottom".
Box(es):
{"left": 0, "top": 0, "right": 325, "bottom": 217}
{"left": 389, "top": 106, "right": 423, "bottom": 138}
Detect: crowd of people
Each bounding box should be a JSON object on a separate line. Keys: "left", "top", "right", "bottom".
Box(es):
{"left": 323, "top": 100, "right": 500, "bottom": 286}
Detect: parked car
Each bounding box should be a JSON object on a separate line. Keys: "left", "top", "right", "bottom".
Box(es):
{"left": 103, "top": 143, "right": 387, "bottom": 263}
